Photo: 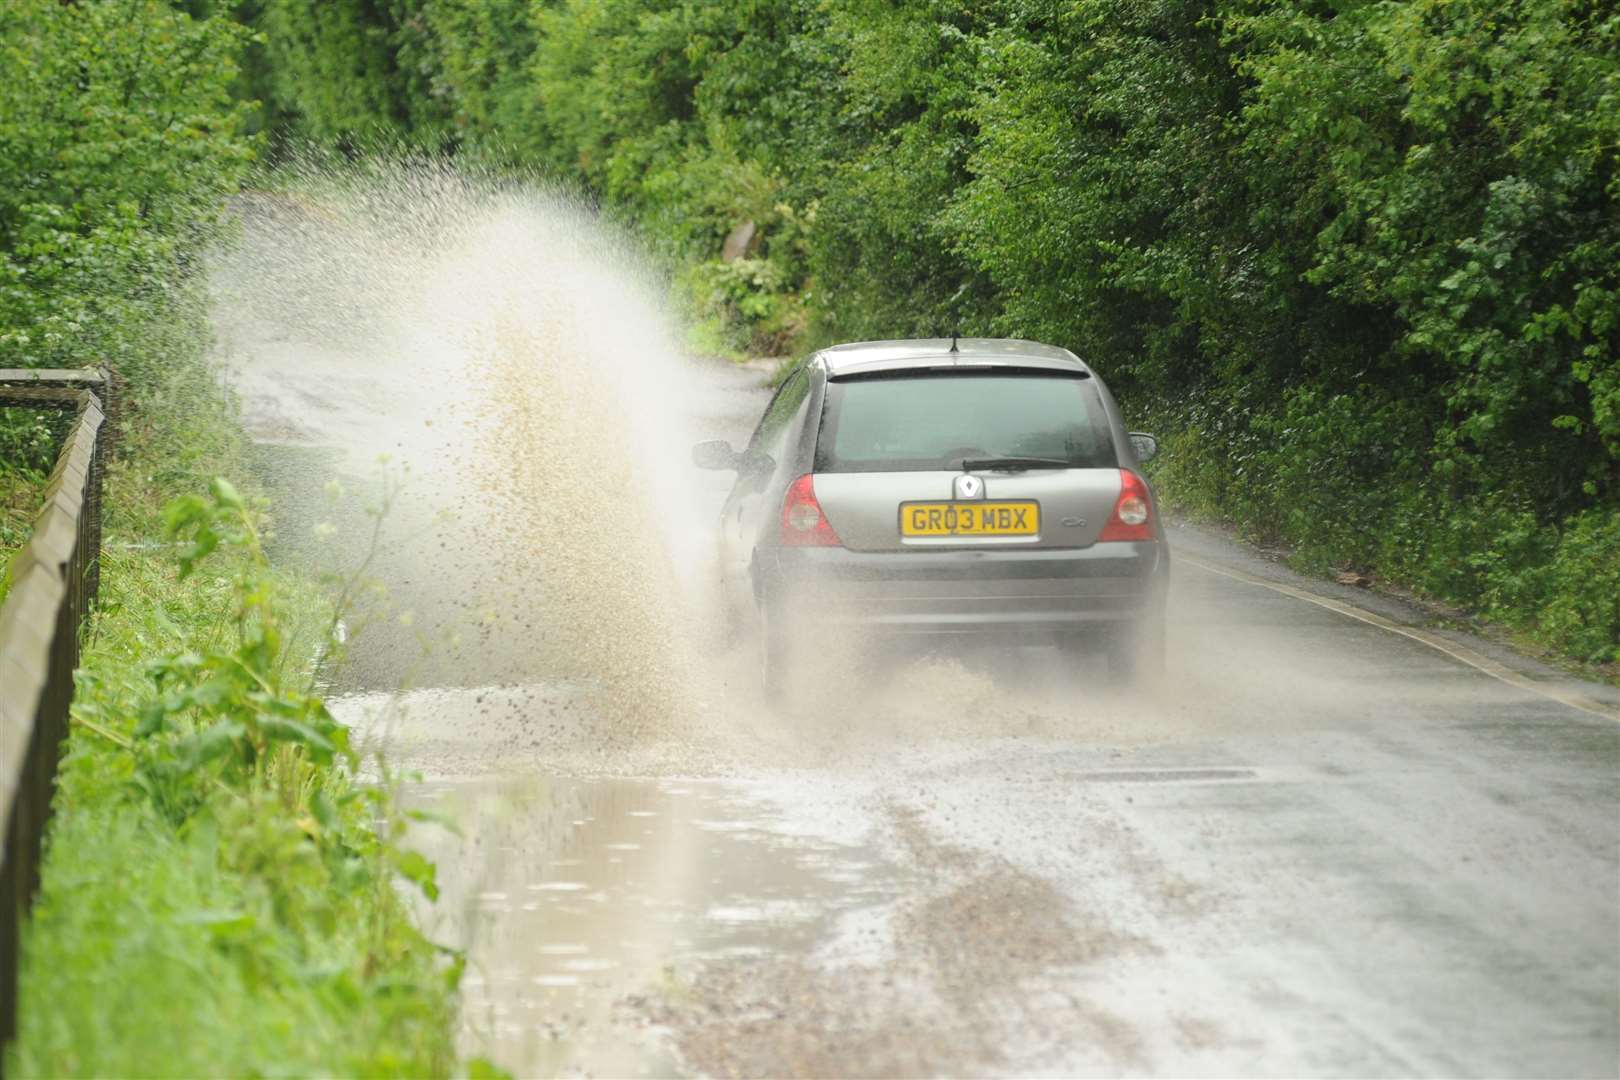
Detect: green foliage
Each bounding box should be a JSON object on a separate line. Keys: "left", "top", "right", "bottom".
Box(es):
{"left": 424, "top": 0, "right": 541, "bottom": 150}
{"left": 0, "top": 408, "right": 68, "bottom": 476}
{"left": 1226, "top": 0, "right": 1620, "bottom": 500}
{"left": 245, "top": 0, "right": 451, "bottom": 146}
{"left": 0, "top": 469, "right": 44, "bottom": 609}
{"left": 0, "top": 1, "right": 255, "bottom": 382}
{"left": 8, "top": 482, "right": 458, "bottom": 1077}
{"left": 678, "top": 200, "right": 817, "bottom": 355}
{"left": 1531, "top": 509, "right": 1620, "bottom": 663}
{"left": 133, "top": 480, "right": 351, "bottom": 804}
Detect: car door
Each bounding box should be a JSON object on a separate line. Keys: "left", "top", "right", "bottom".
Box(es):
{"left": 720, "top": 366, "right": 812, "bottom": 613}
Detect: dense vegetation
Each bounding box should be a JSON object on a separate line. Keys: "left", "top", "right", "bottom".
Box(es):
{"left": 236, "top": 0, "right": 1619, "bottom": 665}
{"left": 1, "top": 3, "right": 457, "bottom": 1072}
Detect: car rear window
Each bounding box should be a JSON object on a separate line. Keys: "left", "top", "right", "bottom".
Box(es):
{"left": 814, "top": 372, "right": 1117, "bottom": 473}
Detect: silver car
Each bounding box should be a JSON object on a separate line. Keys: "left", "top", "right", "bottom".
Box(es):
{"left": 694, "top": 338, "right": 1169, "bottom": 696}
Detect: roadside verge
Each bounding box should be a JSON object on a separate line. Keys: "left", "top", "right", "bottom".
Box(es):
{"left": 3, "top": 408, "right": 462, "bottom": 1076}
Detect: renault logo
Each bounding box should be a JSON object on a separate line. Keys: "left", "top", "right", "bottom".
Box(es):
{"left": 953, "top": 473, "right": 985, "bottom": 500}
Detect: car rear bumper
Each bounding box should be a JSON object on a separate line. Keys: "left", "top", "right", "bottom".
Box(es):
{"left": 762, "top": 541, "right": 1167, "bottom": 637}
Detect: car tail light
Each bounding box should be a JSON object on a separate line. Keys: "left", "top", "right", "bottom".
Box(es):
{"left": 779, "top": 473, "right": 842, "bottom": 547}
{"left": 1098, "top": 469, "right": 1154, "bottom": 542}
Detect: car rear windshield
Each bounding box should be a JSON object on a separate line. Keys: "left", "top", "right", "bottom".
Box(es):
{"left": 814, "top": 372, "right": 1118, "bottom": 473}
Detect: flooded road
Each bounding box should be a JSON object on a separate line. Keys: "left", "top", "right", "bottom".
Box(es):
{"left": 215, "top": 181, "right": 1620, "bottom": 1077}
{"left": 325, "top": 600, "right": 1620, "bottom": 1078}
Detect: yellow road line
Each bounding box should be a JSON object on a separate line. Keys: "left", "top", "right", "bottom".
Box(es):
{"left": 1180, "top": 555, "right": 1620, "bottom": 723}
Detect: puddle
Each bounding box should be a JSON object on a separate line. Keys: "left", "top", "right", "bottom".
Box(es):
{"left": 401, "top": 773, "right": 899, "bottom": 1077}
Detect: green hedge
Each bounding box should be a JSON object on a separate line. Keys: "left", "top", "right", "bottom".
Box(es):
{"left": 0, "top": 2, "right": 254, "bottom": 378}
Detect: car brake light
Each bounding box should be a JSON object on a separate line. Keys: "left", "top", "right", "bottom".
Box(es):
{"left": 1098, "top": 469, "right": 1154, "bottom": 542}
{"left": 780, "top": 473, "right": 842, "bottom": 547}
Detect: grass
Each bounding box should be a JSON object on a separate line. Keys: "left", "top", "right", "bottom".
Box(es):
{"left": 0, "top": 466, "right": 45, "bottom": 606}
{"left": 3, "top": 369, "right": 462, "bottom": 1076}
{"left": 10, "top": 777, "right": 454, "bottom": 1077}
{"left": 0, "top": 468, "right": 42, "bottom": 549}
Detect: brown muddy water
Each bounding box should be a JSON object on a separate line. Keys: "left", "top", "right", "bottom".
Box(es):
{"left": 399, "top": 772, "right": 902, "bottom": 1075}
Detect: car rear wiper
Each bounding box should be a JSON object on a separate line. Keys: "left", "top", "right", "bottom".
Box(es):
{"left": 960, "top": 456, "right": 1072, "bottom": 471}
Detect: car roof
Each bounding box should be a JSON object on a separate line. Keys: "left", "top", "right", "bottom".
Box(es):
{"left": 814, "top": 337, "right": 1091, "bottom": 378}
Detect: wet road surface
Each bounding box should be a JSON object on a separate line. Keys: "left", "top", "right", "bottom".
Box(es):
{"left": 311, "top": 360, "right": 1619, "bottom": 1077}
{"left": 214, "top": 192, "right": 1620, "bottom": 1077}
{"left": 328, "top": 550, "right": 1619, "bottom": 1076}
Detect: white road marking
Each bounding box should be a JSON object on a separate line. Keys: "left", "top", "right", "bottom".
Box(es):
{"left": 1181, "top": 555, "right": 1620, "bottom": 723}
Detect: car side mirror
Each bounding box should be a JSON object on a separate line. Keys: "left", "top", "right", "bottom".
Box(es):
{"left": 692, "top": 439, "right": 742, "bottom": 471}
{"left": 740, "top": 448, "right": 775, "bottom": 478}
{"left": 1129, "top": 432, "right": 1159, "bottom": 463}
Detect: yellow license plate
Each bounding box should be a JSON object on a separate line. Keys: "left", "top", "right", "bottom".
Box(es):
{"left": 900, "top": 501, "right": 1040, "bottom": 537}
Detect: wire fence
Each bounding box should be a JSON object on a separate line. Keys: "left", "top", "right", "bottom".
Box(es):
{"left": 0, "top": 369, "right": 110, "bottom": 1058}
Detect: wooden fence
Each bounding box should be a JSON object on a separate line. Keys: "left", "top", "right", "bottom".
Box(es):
{"left": 0, "top": 369, "right": 110, "bottom": 1057}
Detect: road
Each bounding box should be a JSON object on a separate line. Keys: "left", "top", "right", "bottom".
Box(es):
{"left": 214, "top": 189, "right": 1620, "bottom": 1078}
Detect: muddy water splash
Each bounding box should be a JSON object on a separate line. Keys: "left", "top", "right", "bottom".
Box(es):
{"left": 208, "top": 160, "right": 1256, "bottom": 767}
{"left": 211, "top": 162, "right": 710, "bottom": 725}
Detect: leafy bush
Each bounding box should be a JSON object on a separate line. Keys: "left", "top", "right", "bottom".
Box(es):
{"left": 246, "top": 0, "right": 450, "bottom": 146}
{"left": 0, "top": 1, "right": 254, "bottom": 382}
{"left": 1534, "top": 509, "right": 1620, "bottom": 663}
